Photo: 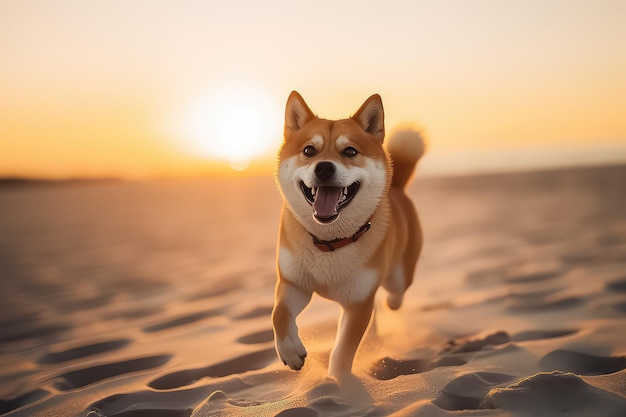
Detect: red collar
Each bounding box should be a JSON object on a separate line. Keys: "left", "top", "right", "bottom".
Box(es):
{"left": 310, "top": 220, "right": 372, "bottom": 252}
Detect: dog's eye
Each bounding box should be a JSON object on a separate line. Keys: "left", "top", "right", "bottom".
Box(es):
{"left": 343, "top": 147, "right": 358, "bottom": 158}
{"left": 303, "top": 145, "right": 316, "bottom": 157}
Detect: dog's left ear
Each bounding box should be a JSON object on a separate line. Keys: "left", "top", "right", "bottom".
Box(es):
{"left": 352, "top": 94, "right": 385, "bottom": 143}
{"left": 285, "top": 91, "right": 316, "bottom": 133}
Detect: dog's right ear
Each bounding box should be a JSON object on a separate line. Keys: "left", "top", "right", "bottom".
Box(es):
{"left": 285, "top": 91, "right": 315, "bottom": 133}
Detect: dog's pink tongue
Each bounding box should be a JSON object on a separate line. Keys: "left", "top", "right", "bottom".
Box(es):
{"left": 313, "top": 186, "right": 342, "bottom": 219}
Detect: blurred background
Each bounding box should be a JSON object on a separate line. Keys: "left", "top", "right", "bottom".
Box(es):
{"left": 1, "top": 0, "right": 625, "bottom": 179}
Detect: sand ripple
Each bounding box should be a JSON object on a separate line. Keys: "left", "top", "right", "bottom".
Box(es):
{"left": 483, "top": 371, "right": 626, "bottom": 416}
{"left": 540, "top": 349, "right": 626, "bottom": 376}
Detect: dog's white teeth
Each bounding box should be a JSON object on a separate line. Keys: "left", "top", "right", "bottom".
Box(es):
{"left": 339, "top": 187, "right": 348, "bottom": 202}
{"left": 312, "top": 187, "right": 317, "bottom": 197}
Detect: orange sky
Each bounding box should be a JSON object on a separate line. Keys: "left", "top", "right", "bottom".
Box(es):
{"left": 1, "top": 0, "right": 625, "bottom": 178}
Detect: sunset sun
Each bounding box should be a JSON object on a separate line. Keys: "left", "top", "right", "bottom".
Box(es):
{"left": 180, "top": 86, "right": 282, "bottom": 171}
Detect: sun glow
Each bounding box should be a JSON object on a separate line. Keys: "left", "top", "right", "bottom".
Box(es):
{"left": 180, "top": 86, "right": 282, "bottom": 171}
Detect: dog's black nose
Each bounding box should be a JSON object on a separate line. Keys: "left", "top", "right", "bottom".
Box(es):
{"left": 314, "top": 161, "right": 336, "bottom": 181}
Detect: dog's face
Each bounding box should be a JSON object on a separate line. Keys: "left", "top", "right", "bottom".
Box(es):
{"left": 277, "top": 92, "right": 391, "bottom": 239}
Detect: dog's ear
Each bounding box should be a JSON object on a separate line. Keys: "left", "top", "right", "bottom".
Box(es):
{"left": 285, "top": 91, "right": 315, "bottom": 133}
{"left": 352, "top": 94, "right": 385, "bottom": 143}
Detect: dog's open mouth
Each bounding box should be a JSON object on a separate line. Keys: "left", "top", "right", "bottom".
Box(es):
{"left": 300, "top": 181, "right": 360, "bottom": 224}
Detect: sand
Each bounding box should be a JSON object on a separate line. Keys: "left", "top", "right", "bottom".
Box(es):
{"left": 0, "top": 164, "right": 625, "bottom": 417}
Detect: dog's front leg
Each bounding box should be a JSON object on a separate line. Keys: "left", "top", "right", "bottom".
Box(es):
{"left": 328, "top": 295, "right": 375, "bottom": 378}
{"left": 272, "top": 279, "right": 312, "bottom": 371}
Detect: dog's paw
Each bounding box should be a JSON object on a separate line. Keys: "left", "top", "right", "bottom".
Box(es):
{"left": 386, "top": 293, "right": 404, "bottom": 310}
{"left": 275, "top": 335, "right": 307, "bottom": 371}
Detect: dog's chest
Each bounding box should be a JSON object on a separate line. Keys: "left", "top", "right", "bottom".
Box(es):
{"left": 278, "top": 245, "right": 378, "bottom": 305}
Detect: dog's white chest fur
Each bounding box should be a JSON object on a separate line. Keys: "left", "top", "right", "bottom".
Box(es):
{"left": 279, "top": 244, "right": 378, "bottom": 305}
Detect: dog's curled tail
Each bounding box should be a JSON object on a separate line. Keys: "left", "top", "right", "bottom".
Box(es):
{"left": 387, "top": 129, "right": 426, "bottom": 189}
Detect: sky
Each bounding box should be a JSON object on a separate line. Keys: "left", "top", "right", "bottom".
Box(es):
{"left": 1, "top": 0, "right": 625, "bottom": 178}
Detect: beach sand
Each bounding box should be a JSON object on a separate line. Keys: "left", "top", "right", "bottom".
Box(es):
{"left": 0, "top": 165, "right": 625, "bottom": 417}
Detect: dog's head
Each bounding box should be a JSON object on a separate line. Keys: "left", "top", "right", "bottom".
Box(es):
{"left": 276, "top": 91, "right": 391, "bottom": 239}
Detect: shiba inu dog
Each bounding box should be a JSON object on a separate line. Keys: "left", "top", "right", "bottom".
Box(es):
{"left": 272, "top": 91, "right": 424, "bottom": 378}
